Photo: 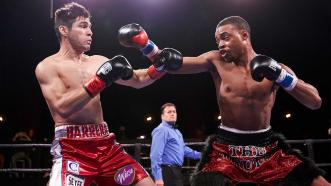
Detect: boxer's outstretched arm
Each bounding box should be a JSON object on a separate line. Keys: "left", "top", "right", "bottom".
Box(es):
{"left": 115, "top": 49, "right": 184, "bottom": 88}
{"left": 35, "top": 61, "right": 92, "bottom": 117}
{"left": 115, "top": 68, "right": 157, "bottom": 89}
{"left": 169, "top": 51, "right": 215, "bottom": 74}
{"left": 280, "top": 64, "right": 322, "bottom": 110}
{"left": 115, "top": 53, "right": 211, "bottom": 88}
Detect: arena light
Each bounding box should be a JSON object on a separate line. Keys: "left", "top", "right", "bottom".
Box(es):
{"left": 0, "top": 114, "right": 6, "bottom": 125}
{"left": 137, "top": 135, "right": 146, "bottom": 140}
{"left": 217, "top": 115, "right": 222, "bottom": 121}
{"left": 145, "top": 116, "right": 152, "bottom": 122}
{"left": 285, "top": 113, "right": 292, "bottom": 119}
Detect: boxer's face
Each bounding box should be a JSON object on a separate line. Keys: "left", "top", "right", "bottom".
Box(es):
{"left": 161, "top": 106, "right": 177, "bottom": 125}
{"left": 215, "top": 24, "right": 246, "bottom": 62}
{"left": 67, "top": 16, "right": 93, "bottom": 52}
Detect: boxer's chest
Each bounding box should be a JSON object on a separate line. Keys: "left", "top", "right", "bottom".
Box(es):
{"left": 58, "top": 62, "right": 100, "bottom": 89}
{"left": 217, "top": 65, "right": 274, "bottom": 100}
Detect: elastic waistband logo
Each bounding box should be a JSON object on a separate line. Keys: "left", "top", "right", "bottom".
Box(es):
{"left": 66, "top": 124, "right": 108, "bottom": 138}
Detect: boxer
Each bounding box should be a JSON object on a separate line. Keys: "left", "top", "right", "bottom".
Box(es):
{"left": 119, "top": 17, "right": 330, "bottom": 185}
{"left": 36, "top": 2, "right": 181, "bottom": 186}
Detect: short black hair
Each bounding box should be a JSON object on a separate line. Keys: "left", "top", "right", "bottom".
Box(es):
{"left": 216, "top": 16, "right": 251, "bottom": 36}
{"left": 54, "top": 2, "right": 90, "bottom": 42}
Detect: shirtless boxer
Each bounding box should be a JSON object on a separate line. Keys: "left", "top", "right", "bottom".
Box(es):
{"left": 119, "top": 17, "right": 330, "bottom": 185}
{"left": 35, "top": 2, "right": 181, "bottom": 186}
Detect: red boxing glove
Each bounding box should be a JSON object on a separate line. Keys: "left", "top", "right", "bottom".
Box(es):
{"left": 118, "top": 23, "right": 159, "bottom": 60}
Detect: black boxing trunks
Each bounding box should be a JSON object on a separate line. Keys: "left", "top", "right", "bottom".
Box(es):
{"left": 48, "top": 122, "right": 149, "bottom": 186}
{"left": 191, "top": 125, "right": 325, "bottom": 186}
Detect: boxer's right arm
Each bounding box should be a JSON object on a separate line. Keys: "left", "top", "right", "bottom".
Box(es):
{"left": 168, "top": 51, "right": 215, "bottom": 74}
{"left": 35, "top": 56, "right": 133, "bottom": 116}
{"left": 84, "top": 55, "right": 133, "bottom": 97}
{"left": 146, "top": 50, "right": 214, "bottom": 79}
{"left": 147, "top": 48, "right": 183, "bottom": 79}
{"left": 35, "top": 61, "right": 92, "bottom": 117}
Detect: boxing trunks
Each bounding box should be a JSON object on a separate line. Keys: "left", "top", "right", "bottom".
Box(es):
{"left": 48, "top": 122, "right": 149, "bottom": 186}
{"left": 191, "top": 125, "right": 325, "bottom": 186}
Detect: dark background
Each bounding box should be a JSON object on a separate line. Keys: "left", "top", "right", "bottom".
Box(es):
{"left": 1, "top": 0, "right": 331, "bottom": 142}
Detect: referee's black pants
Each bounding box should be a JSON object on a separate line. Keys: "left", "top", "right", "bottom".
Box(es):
{"left": 161, "top": 165, "right": 183, "bottom": 186}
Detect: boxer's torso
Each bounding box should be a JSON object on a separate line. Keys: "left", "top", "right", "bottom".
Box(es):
{"left": 40, "top": 53, "right": 108, "bottom": 126}
{"left": 209, "top": 51, "right": 277, "bottom": 131}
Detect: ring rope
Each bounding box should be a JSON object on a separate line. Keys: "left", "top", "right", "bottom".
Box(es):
{"left": 0, "top": 138, "right": 330, "bottom": 148}
{"left": 0, "top": 139, "right": 330, "bottom": 173}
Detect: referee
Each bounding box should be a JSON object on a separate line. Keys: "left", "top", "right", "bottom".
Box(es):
{"left": 150, "top": 103, "right": 201, "bottom": 186}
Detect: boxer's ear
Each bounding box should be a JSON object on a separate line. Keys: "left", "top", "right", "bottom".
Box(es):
{"left": 59, "top": 25, "right": 69, "bottom": 37}
{"left": 240, "top": 29, "right": 249, "bottom": 41}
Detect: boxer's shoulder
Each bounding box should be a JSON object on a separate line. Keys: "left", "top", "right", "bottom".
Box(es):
{"left": 204, "top": 50, "right": 220, "bottom": 57}
{"left": 210, "top": 50, "right": 224, "bottom": 62}
{"left": 36, "top": 54, "right": 58, "bottom": 73}
{"left": 87, "top": 54, "right": 109, "bottom": 63}
{"left": 198, "top": 50, "right": 222, "bottom": 63}
{"left": 35, "top": 56, "right": 60, "bottom": 83}
{"left": 39, "top": 54, "right": 56, "bottom": 64}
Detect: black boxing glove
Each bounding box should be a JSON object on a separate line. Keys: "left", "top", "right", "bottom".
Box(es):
{"left": 250, "top": 55, "right": 298, "bottom": 91}
{"left": 147, "top": 48, "right": 183, "bottom": 79}
{"left": 84, "top": 55, "right": 133, "bottom": 97}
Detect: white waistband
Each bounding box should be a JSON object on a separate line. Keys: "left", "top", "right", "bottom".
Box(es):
{"left": 218, "top": 124, "right": 271, "bottom": 134}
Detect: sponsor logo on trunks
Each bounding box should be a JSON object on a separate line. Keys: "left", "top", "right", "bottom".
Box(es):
{"left": 203, "top": 140, "right": 302, "bottom": 182}
{"left": 114, "top": 165, "right": 135, "bottom": 185}
{"left": 67, "top": 160, "right": 80, "bottom": 174}
{"left": 66, "top": 174, "right": 85, "bottom": 186}
{"left": 218, "top": 152, "right": 271, "bottom": 171}
{"left": 228, "top": 145, "right": 267, "bottom": 157}
{"left": 66, "top": 124, "right": 108, "bottom": 138}
{"left": 213, "top": 142, "right": 278, "bottom": 172}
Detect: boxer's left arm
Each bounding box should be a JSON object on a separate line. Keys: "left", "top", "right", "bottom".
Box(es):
{"left": 118, "top": 23, "right": 159, "bottom": 61}
{"left": 115, "top": 48, "right": 184, "bottom": 88}
{"left": 114, "top": 68, "right": 157, "bottom": 89}
{"left": 278, "top": 64, "right": 322, "bottom": 110}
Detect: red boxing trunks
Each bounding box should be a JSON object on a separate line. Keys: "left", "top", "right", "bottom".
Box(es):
{"left": 191, "top": 125, "right": 325, "bottom": 186}
{"left": 48, "top": 122, "right": 149, "bottom": 186}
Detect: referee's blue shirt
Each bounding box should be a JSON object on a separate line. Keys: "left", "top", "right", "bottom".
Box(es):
{"left": 150, "top": 121, "right": 201, "bottom": 180}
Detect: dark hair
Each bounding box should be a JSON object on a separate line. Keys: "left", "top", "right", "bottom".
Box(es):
{"left": 161, "top": 103, "right": 176, "bottom": 114}
{"left": 216, "top": 16, "right": 251, "bottom": 36}
{"left": 54, "top": 2, "right": 90, "bottom": 42}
